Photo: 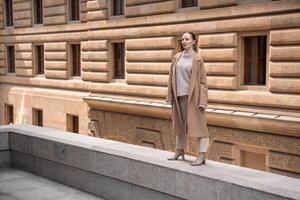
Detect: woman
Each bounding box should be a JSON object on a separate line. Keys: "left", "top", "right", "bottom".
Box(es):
{"left": 166, "top": 32, "right": 209, "bottom": 166}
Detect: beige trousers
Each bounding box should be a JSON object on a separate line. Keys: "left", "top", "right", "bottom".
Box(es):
{"left": 176, "top": 95, "right": 209, "bottom": 152}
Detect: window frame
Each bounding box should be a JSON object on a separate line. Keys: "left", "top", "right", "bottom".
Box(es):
{"left": 68, "top": 42, "right": 81, "bottom": 78}
{"left": 6, "top": 45, "right": 15, "bottom": 74}
{"left": 109, "top": 40, "right": 125, "bottom": 82}
{"left": 108, "top": 0, "right": 125, "bottom": 19}
{"left": 34, "top": 44, "right": 45, "bottom": 76}
{"left": 32, "top": 108, "right": 43, "bottom": 127}
{"left": 4, "top": 0, "right": 13, "bottom": 27}
{"left": 4, "top": 103, "right": 14, "bottom": 125}
{"left": 238, "top": 31, "right": 269, "bottom": 91}
{"left": 66, "top": 114, "right": 79, "bottom": 133}
{"left": 68, "top": 0, "right": 81, "bottom": 22}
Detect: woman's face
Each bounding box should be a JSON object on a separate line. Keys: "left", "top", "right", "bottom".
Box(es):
{"left": 181, "top": 33, "right": 195, "bottom": 50}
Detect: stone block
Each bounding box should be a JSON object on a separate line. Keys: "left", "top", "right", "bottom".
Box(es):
{"left": 15, "top": 52, "right": 32, "bottom": 60}
{"left": 200, "top": 48, "right": 237, "bottom": 62}
{"left": 10, "top": 151, "right": 34, "bottom": 173}
{"left": 270, "top": 46, "right": 300, "bottom": 61}
{"left": 45, "top": 52, "right": 68, "bottom": 61}
{"left": 45, "top": 70, "right": 68, "bottom": 79}
{"left": 44, "top": 0, "right": 66, "bottom": 7}
{"left": 81, "top": 61, "right": 109, "bottom": 72}
{"left": 44, "top": 5, "right": 66, "bottom": 17}
{"left": 15, "top": 60, "right": 33, "bottom": 68}
{"left": 134, "top": 127, "right": 164, "bottom": 149}
{"left": 15, "top": 43, "right": 32, "bottom": 52}
{"left": 14, "top": 18, "right": 32, "bottom": 28}
{"left": 9, "top": 133, "right": 33, "bottom": 154}
{"left": 81, "top": 71, "right": 110, "bottom": 82}
{"left": 45, "top": 42, "right": 67, "bottom": 52}
{"left": 13, "top": 10, "right": 31, "bottom": 20}
{"left": 126, "top": 74, "right": 168, "bottom": 86}
{"left": 204, "top": 62, "right": 236, "bottom": 75}
{"left": 44, "top": 15, "right": 67, "bottom": 25}
{"left": 201, "top": 0, "right": 237, "bottom": 9}
{"left": 45, "top": 61, "right": 68, "bottom": 70}
{"left": 82, "top": 51, "right": 108, "bottom": 62}
{"left": 81, "top": 40, "right": 108, "bottom": 51}
{"left": 269, "top": 62, "right": 300, "bottom": 77}
{"left": 15, "top": 68, "right": 33, "bottom": 77}
{"left": 271, "top": 28, "right": 300, "bottom": 45}
{"left": 209, "top": 140, "right": 235, "bottom": 161}
{"left": 87, "top": 10, "right": 107, "bottom": 21}
{"left": 126, "top": 1, "right": 175, "bottom": 17}
{"left": 0, "top": 151, "right": 10, "bottom": 167}
{"left": 0, "top": 132, "right": 8, "bottom": 150}
{"left": 199, "top": 33, "right": 237, "bottom": 48}
{"left": 126, "top": 50, "right": 174, "bottom": 62}
{"left": 126, "top": 0, "right": 165, "bottom": 6}
{"left": 126, "top": 62, "right": 170, "bottom": 74}
{"left": 13, "top": 1, "right": 31, "bottom": 11}
{"left": 269, "top": 151, "right": 300, "bottom": 173}
{"left": 126, "top": 37, "right": 175, "bottom": 50}
{"left": 86, "top": 0, "right": 107, "bottom": 11}
{"left": 207, "top": 76, "right": 237, "bottom": 89}
{"left": 269, "top": 77, "right": 300, "bottom": 93}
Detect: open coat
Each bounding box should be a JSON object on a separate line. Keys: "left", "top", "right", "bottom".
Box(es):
{"left": 166, "top": 51, "right": 209, "bottom": 138}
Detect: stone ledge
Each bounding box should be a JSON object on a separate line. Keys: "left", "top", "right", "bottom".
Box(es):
{"left": 84, "top": 95, "right": 300, "bottom": 136}
{"left": 0, "top": 125, "right": 299, "bottom": 200}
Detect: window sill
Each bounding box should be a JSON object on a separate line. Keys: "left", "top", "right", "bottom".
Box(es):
{"left": 109, "top": 15, "right": 125, "bottom": 20}
{"left": 177, "top": 6, "right": 199, "bottom": 12}
{"left": 239, "top": 85, "right": 267, "bottom": 91}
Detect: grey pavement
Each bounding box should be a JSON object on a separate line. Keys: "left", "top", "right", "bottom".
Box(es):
{"left": 0, "top": 167, "right": 105, "bottom": 200}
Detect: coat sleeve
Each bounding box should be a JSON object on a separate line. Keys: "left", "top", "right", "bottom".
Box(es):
{"left": 198, "top": 59, "right": 208, "bottom": 108}
{"left": 166, "top": 57, "right": 175, "bottom": 104}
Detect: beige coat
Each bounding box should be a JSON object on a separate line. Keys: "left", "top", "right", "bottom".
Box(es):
{"left": 167, "top": 51, "right": 209, "bottom": 138}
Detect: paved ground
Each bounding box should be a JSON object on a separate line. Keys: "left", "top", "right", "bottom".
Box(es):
{"left": 0, "top": 167, "right": 105, "bottom": 200}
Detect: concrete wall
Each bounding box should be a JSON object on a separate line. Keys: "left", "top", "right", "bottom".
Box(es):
{"left": 1, "top": 124, "right": 299, "bottom": 200}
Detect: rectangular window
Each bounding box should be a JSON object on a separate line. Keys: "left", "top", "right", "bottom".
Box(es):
{"left": 112, "top": 0, "right": 124, "bottom": 16}
{"left": 33, "top": 0, "right": 43, "bottom": 24}
{"left": 182, "top": 0, "right": 198, "bottom": 8}
{"left": 35, "top": 45, "right": 44, "bottom": 74}
{"left": 67, "top": 114, "right": 79, "bottom": 133}
{"left": 70, "top": 44, "right": 81, "bottom": 76}
{"left": 32, "top": 108, "right": 43, "bottom": 127}
{"left": 5, "top": 0, "right": 13, "bottom": 26}
{"left": 5, "top": 104, "right": 13, "bottom": 125}
{"left": 69, "top": 0, "right": 80, "bottom": 21}
{"left": 113, "top": 43, "right": 125, "bottom": 79}
{"left": 7, "top": 46, "right": 15, "bottom": 73}
{"left": 244, "top": 36, "right": 266, "bottom": 85}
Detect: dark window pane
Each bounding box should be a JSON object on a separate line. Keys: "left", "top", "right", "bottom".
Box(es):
{"left": 182, "top": 0, "right": 198, "bottom": 8}
{"left": 34, "top": 0, "right": 43, "bottom": 24}
{"left": 33, "top": 108, "right": 43, "bottom": 127}
{"left": 7, "top": 46, "right": 15, "bottom": 73}
{"left": 5, "top": 0, "right": 13, "bottom": 26}
{"left": 36, "top": 45, "right": 44, "bottom": 74}
{"left": 70, "top": 0, "right": 80, "bottom": 20}
{"left": 5, "top": 104, "right": 13, "bottom": 125}
{"left": 73, "top": 116, "right": 79, "bottom": 133}
{"left": 114, "top": 43, "right": 125, "bottom": 79}
{"left": 244, "top": 36, "right": 266, "bottom": 85}
{"left": 113, "top": 0, "right": 124, "bottom": 16}
{"left": 71, "top": 44, "right": 81, "bottom": 76}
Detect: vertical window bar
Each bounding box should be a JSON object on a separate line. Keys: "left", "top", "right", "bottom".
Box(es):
{"left": 5, "top": 0, "right": 13, "bottom": 26}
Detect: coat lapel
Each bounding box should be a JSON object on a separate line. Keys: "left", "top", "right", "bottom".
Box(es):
{"left": 188, "top": 51, "right": 200, "bottom": 104}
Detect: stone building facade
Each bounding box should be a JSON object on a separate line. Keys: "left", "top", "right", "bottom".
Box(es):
{"left": 0, "top": 0, "right": 299, "bottom": 177}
